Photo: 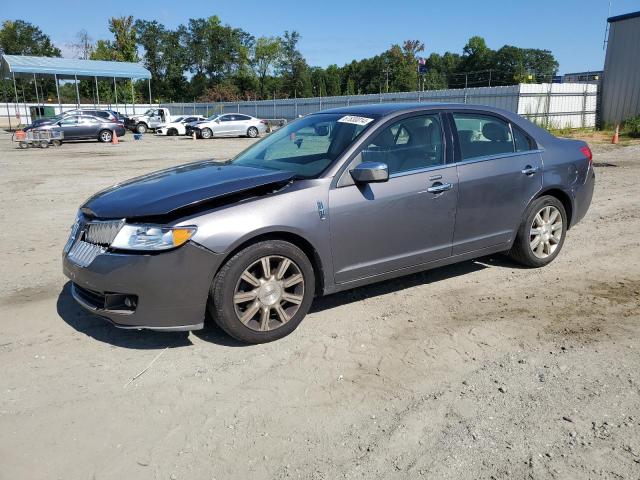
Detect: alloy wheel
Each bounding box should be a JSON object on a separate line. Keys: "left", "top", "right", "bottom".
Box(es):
{"left": 233, "top": 255, "right": 305, "bottom": 332}
{"left": 100, "top": 131, "right": 112, "bottom": 142}
{"left": 529, "top": 205, "right": 563, "bottom": 258}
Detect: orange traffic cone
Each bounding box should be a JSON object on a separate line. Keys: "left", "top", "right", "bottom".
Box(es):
{"left": 612, "top": 124, "right": 619, "bottom": 144}
{"left": 112, "top": 130, "right": 119, "bottom": 145}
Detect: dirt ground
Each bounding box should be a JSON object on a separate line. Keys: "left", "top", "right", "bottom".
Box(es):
{"left": 0, "top": 131, "right": 639, "bottom": 480}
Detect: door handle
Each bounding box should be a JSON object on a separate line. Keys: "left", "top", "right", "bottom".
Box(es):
{"left": 521, "top": 165, "right": 539, "bottom": 175}
{"left": 427, "top": 182, "right": 453, "bottom": 194}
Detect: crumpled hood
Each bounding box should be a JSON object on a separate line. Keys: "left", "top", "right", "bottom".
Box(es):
{"left": 81, "top": 160, "right": 294, "bottom": 219}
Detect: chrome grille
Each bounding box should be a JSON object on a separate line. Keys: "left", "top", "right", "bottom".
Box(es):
{"left": 67, "top": 240, "right": 106, "bottom": 268}
{"left": 85, "top": 219, "right": 125, "bottom": 246}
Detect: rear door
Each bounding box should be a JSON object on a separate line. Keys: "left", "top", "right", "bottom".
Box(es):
{"left": 329, "top": 112, "right": 458, "bottom": 283}
{"left": 232, "top": 114, "right": 252, "bottom": 135}
{"left": 76, "top": 116, "right": 100, "bottom": 138}
{"left": 450, "top": 111, "right": 543, "bottom": 254}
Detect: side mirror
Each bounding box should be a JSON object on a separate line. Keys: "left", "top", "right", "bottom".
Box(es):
{"left": 215, "top": 119, "right": 220, "bottom": 124}
{"left": 350, "top": 162, "right": 389, "bottom": 183}
{"left": 315, "top": 125, "right": 329, "bottom": 136}
{"left": 56, "top": 121, "right": 62, "bottom": 126}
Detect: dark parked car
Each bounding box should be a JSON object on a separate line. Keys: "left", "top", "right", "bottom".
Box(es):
{"left": 25, "top": 109, "right": 118, "bottom": 130}
{"left": 107, "top": 110, "right": 130, "bottom": 125}
{"left": 63, "top": 103, "right": 594, "bottom": 343}
{"left": 38, "top": 114, "right": 125, "bottom": 142}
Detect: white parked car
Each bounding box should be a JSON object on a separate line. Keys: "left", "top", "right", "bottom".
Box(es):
{"left": 155, "top": 115, "right": 205, "bottom": 136}
{"left": 186, "top": 114, "right": 269, "bottom": 139}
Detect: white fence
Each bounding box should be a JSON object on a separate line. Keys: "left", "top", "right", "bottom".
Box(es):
{"left": 0, "top": 102, "right": 156, "bottom": 128}
{"left": 1, "top": 83, "right": 597, "bottom": 129}
{"left": 165, "top": 83, "right": 598, "bottom": 129}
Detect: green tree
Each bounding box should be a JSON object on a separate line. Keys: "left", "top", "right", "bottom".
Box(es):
{"left": 325, "top": 64, "right": 341, "bottom": 96}
{"left": 135, "top": 20, "right": 189, "bottom": 101}
{"left": 109, "top": 16, "right": 138, "bottom": 62}
{"left": 278, "top": 31, "right": 311, "bottom": 97}
{"left": 0, "top": 20, "right": 61, "bottom": 56}
{"left": 252, "top": 36, "right": 282, "bottom": 98}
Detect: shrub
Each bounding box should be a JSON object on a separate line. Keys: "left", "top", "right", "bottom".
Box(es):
{"left": 624, "top": 115, "right": 640, "bottom": 138}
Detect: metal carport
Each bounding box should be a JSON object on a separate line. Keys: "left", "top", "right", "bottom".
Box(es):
{"left": 1, "top": 54, "right": 151, "bottom": 129}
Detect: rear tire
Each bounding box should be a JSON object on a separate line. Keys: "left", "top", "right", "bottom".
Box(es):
{"left": 136, "top": 123, "right": 148, "bottom": 134}
{"left": 98, "top": 130, "right": 113, "bottom": 143}
{"left": 509, "top": 195, "right": 567, "bottom": 267}
{"left": 208, "top": 240, "right": 315, "bottom": 344}
{"left": 201, "top": 127, "right": 213, "bottom": 139}
{"left": 247, "top": 126, "right": 259, "bottom": 138}
{"left": 167, "top": 128, "right": 177, "bottom": 136}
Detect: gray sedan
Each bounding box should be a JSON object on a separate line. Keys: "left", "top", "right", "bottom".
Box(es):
{"left": 187, "top": 113, "right": 269, "bottom": 139}
{"left": 37, "top": 114, "right": 126, "bottom": 142}
{"left": 62, "top": 103, "right": 595, "bottom": 343}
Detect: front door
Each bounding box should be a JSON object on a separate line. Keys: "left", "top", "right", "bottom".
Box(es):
{"left": 58, "top": 115, "right": 81, "bottom": 139}
{"left": 329, "top": 113, "right": 458, "bottom": 284}
{"left": 211, "top": 115, "right": 235, "bottom": 136}
{"left": 450, "top": 112, "right": 543, "bottom": 254}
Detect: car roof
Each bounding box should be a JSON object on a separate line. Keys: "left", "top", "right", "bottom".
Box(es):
{"left": 316, "top": 102, "right": 515, "bottom": 117}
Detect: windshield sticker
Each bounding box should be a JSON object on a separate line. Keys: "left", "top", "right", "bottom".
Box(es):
{"left": 337, "top": 115, "right": 374, "bottom": 126}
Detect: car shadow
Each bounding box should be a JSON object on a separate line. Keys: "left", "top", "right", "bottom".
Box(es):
{"left": 57, "top": 254, "right": 523, "bottom": 349}
{"left": 57, "top": 282, "right": 193, "bottom": 349}
{"left": 310, "top": 254, "right": 524, "bottom": 313}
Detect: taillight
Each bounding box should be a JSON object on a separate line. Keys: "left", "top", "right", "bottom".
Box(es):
{"left": 579, "top": 145, "right": 593, "bottom": 167}
{"left": 260, "top": 119, "right": 268, "bottom": 125}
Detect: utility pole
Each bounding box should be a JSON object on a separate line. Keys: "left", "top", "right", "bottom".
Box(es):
{"left": 385, "top": 67, "right": 390, "bottom": 93}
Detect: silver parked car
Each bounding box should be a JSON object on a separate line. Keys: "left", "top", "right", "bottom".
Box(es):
{"left": 62, "top": 103, "right": 595, "bottom": 343}
{"left": 186, "top": 113, "right": 269, "bottom": 139}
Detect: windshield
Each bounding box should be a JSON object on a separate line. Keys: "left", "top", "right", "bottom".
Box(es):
{"left": 143, "top": 109, "right": 155, "bottom": 116}
{"left": 205, "top": 114, "right": 220, "bottom": 121}
{"left": 172, "top": 116, "right": 184, "bottom": 123}
{"left": 232, "top": 113, "right": 377, "bottom": 178}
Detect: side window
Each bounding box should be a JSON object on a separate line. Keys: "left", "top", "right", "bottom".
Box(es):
{"left": 220, "top": 115, "right": 233, "bottom": 122}
{"left": 236, "top": 115, "right": 251, "bottom": 121}
{"left": 453, "top": 113, "right": 514, "bottom": 160}
{"left": 360, "top": 114, "right": 444, "bottom": 175}
{"left": 60, "top": 116, "right": 78, "bottom": 125}
{"left": 513, "top": 126, "right": 533, "bottom": 152}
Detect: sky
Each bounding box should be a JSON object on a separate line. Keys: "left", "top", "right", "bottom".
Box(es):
{"left": 2, "top": 0, "right": 639, "bottom": 74}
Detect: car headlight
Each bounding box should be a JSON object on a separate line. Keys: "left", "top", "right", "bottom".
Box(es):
{"left": 111, "top": 225, "right": 197, "bottom": 251}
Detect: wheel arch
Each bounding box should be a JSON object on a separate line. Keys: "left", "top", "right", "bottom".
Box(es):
{"left": 534, "top": 188, "right": 574, "bottom": 228}
{"left": 212, "top": 231, "right": 325, "bottom": 296}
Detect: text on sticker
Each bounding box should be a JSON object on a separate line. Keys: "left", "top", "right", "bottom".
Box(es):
{"left": 337, "top": 115, "right": 374, "bottom": 126}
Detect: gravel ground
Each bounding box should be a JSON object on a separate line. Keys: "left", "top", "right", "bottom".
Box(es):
{"left": 0, "top": 132, "right": 639, "bottom": 480}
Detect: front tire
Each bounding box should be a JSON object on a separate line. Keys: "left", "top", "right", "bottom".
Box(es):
{"left": 167, "top": 128, "right": 177, "bottom": 136}
{"left": 509, "top": 195, "right": 567, "bottom": 267}
{"left": 247, "top": 126, "right": 259, "bottom": 138}
{"left": 136, "top": 123, "right": 148, "bottom": 134}
{"left": 209, "top": 240, "right": 315, "bottom": 344}
{"left": 98, "top": 129, "right": 113, "bottom": 143}
{"left": 201, "top": 127, "right": 213, "bottom": 139}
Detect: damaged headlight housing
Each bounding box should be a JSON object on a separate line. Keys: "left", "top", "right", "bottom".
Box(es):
{"left": 111, "top": 225, "right": 197, "bottom": 251}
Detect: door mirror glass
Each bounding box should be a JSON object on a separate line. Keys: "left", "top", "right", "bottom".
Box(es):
{"left": 350, "top": 162, "right": 389, "bottom": 183}
{"left": 314, "top": 125, "right": 329, "bottom": 136}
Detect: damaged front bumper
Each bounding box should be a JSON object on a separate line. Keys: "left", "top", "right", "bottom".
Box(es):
{"left": 63, "top": 242, "right": 224, "bottom": 331}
